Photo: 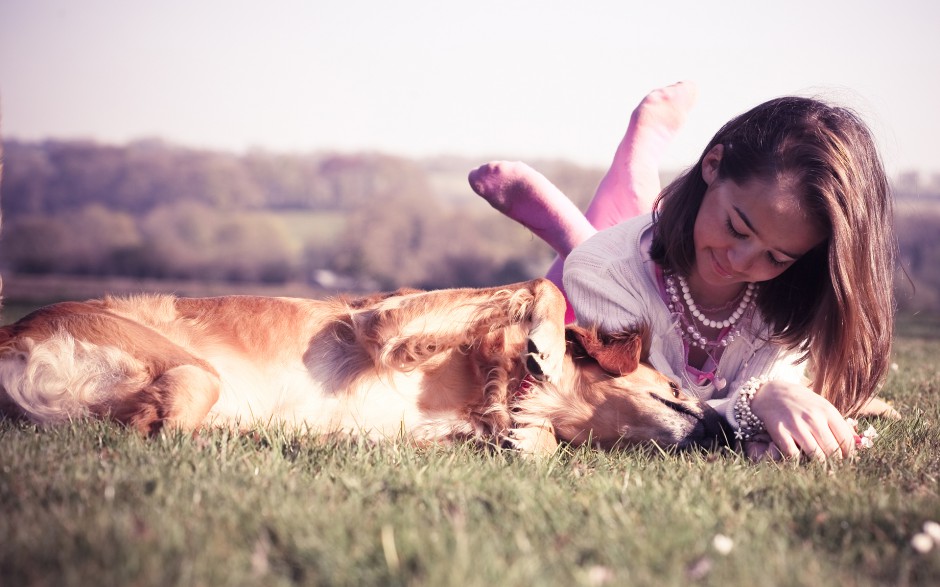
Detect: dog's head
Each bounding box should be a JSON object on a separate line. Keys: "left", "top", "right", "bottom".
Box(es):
{"left": 539, "top": 325, "right": 732, "bottom": 450}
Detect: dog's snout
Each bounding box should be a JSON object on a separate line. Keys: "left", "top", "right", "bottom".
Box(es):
{"left": 654, "top": 394, "right": 698, "bottom": 419}
{"left": 697, "top": 402, "right": 734, "bottom": 447}
{"left": 654, "top": 392, "right": 734, "bottom": 448}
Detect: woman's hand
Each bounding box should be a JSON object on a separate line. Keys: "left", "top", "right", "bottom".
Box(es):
{"left": 748, "top": 380, "right": 856, "bottom": 461}
{"left": 742, "top": 437, "right": 784, "bottom": 462}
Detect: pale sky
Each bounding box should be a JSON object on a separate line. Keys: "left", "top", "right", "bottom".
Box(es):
{"left": 1, "top": 0, "right": 938, "bottom": 177}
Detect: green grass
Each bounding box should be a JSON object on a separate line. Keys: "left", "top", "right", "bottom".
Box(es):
{"left": 1, "top": 326, "right": 939, "bottom": 586}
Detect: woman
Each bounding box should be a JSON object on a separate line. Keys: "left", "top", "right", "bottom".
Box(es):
{"left": 470, "top": 83, "right": 897, "bottom": 461}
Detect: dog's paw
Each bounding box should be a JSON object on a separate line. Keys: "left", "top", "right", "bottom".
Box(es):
{"left": 525, "top": 322, "right": 565, "bottom": 383}
{"left": 502, "top": 424, "right": 558, "bottom": 456}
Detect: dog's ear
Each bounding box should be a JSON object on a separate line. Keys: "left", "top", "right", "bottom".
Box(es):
{"left": 565, "top": 325, "right": 647, "bottom": 376}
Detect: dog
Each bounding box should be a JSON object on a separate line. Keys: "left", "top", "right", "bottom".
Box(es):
{"left": 0, "top": 278, "right": 730, "bottom": 453}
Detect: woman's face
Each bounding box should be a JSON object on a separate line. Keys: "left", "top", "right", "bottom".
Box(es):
{"left": 691, "top": 145, "right": 827, "bottom": 291}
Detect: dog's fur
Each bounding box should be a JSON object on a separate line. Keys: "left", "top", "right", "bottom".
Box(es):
{"left": 0, "top": 278, "right": 729, "bottom": 453}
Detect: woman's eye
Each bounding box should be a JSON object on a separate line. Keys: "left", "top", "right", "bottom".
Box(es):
{"left": 767, "top": 253, "right": 788, "bottom": 268}
{"left": 725, "top": 217, "right": 747, "bottom": 240}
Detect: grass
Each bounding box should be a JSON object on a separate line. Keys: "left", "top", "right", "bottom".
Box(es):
{"left": 1, "top": 323, "right": 938, "bottom": 586}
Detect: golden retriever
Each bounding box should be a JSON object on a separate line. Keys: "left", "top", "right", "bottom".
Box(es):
{"left": 0, "top": 278, "right": 730, "bottom": 453}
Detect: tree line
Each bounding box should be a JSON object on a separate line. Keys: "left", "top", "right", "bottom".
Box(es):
{"left": 0, "top": 140, "right": 600, "bottom": 291}
{"left": 1, "top": 139, "right": 938, "bottom": 311}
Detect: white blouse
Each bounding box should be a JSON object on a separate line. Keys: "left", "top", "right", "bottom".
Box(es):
{"left": 562, "top": 214, "right": 807, "bottom": 427}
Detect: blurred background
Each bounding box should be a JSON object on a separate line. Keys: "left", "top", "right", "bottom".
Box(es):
{"left": 1, "top": 0, "right": 938, "bottom": 312}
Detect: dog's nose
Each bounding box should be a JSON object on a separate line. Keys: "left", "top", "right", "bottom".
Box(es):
{"left": 698, "top": 402, "right": 735, "bottom": 447}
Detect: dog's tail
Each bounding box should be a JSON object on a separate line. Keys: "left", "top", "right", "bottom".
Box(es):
{"left": 0, "top": 332, "right": 152, "bottom": 424}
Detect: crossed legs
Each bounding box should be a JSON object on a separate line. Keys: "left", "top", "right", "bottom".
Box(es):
{"left": 468, "top": 82, "right": 698, "bottom": 321}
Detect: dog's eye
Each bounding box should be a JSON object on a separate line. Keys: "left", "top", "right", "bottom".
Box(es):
{"left": 669, "top": 382, "right": 681, "bottom": 399}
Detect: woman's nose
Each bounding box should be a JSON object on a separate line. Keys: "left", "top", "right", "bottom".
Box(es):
{"left": 728, "top": 243, "right": 759, "bottom": 272}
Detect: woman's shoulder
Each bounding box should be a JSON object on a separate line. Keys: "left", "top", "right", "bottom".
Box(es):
{"left": 563, "top": 213, "right": 662, "bottom": 333}
{"left": 564, "top": 213, "right": 658, "bottom": 300}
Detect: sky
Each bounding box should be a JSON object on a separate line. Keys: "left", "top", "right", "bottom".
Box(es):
{"left": 1, "top": 0, "right": 938, "bottom": 178}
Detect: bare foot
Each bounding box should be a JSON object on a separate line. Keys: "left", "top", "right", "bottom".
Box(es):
{"left": 469, "top": 161, "right": 596, "bottom": 257}
{"left": 585, "top": 81, "right": 699, "bottom": 230}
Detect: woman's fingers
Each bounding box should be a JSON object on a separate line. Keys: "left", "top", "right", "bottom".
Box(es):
{"left": 828, "top": 416, "right": 858, "bottom": 459}
{"left": 750, "top": 380, "right": 861, "bottom": 462}
{"left": 764, "top": 423, "right": 803, "bottom": 460}
{"left": 745, "top": 411, "right": 859, "bottom": 463}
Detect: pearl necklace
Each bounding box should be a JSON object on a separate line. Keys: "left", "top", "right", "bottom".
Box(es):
{"left": 664, "top": 273, "right": 756, "bottom": 350}
{"left": 677, "top": 274, "right": 755, "bottom": 330}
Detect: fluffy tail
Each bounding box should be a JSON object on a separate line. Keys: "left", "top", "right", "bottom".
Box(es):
{"left": 0, "top": 333, "right": 151, "bottom": 424}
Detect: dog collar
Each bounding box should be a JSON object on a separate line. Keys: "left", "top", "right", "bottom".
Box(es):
{"left": 511, "top": 373, "right": 539, "bottom": 403}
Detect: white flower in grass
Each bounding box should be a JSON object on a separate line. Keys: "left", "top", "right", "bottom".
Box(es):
{"left": 891, "top": 362, "right": 899, "bottom": 372}
{"left": 712, "top": 534, "right": 734, "bottom": 555}
{"left": 858, "top": 425, "right": 879, "bottom": 449}
{"left": 923, "top": 521, "right": 940, "bottom": 543}
{"left": 586, "top": 565, "right": 614, "bottom": 586}
{"left": 851, "top": 422, "right": 879, "bottom": 449}
{"left": 911, "top": 533, "right": 934, "bottom": 554}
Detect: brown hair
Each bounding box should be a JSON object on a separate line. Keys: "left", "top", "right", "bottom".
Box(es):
{"left": 650, "top": 97, "right": 896, "bottom": 415}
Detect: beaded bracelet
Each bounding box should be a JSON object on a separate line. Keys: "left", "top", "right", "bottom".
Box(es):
{"left": 731, "top": 376, "right": 768, "bottom": 441}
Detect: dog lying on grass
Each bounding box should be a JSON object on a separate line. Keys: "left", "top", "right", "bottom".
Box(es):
{"left": 0, "top": 278, "right": 730, "bottom": 454}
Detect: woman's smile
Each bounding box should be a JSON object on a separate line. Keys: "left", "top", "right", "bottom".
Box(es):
{"left": 709, "top": 250, "right": 735, "bottom": 280}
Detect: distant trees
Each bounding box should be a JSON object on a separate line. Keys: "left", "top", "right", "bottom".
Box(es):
{"left": 132, "top": 203, "right": 296, "bottom": 282}
{"left": 2, "top": 215, "right": 68, "bottom": 273}
{"left": 1, "top": 138, "right": 938, "bottom": 311}
{"left": 895, "top": 202, "right": 940, "bottom": 311}
{"left": 0, "top": 140, "right": 566, "bottom": 292}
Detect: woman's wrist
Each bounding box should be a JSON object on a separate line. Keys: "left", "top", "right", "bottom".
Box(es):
{"left": 730, "top": 376, "right": 769, "bottom": 441}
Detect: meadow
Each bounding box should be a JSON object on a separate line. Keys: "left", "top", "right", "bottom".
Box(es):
{"left": 1, "top": 315, "right": 938, "bottom": 586}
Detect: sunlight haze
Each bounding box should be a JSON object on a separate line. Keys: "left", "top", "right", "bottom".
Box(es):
{"left": 1, "top": 0, "right": 938, "bottom": 177}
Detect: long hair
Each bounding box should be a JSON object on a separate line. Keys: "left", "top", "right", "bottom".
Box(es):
{"left": 650, "top": 97, "right": 897, "bottom": 415}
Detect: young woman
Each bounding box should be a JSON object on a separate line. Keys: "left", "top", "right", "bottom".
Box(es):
{"left": 469, "top": 83, "right": 897, "bottom": 461}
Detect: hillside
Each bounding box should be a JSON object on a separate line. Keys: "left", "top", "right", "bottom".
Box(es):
{"left": 1, "top": 139, "right": 938, "bottom": 310}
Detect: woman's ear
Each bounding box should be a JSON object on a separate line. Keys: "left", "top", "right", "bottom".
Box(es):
{"left": 701, "top": 144, "right": 723, "bottom": 186}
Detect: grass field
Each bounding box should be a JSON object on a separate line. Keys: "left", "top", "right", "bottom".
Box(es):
{"left": 1, "top": 316, "right": 939, "bottom": 586}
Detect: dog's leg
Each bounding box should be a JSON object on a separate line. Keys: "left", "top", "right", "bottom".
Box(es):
{"left": 465, "top": 328, "right": 558, "bottom": 455}
{"left": 361, "top": 279, "right": 562, "bottom": 371}
{"left": 522, "top": 278, "right": 568, "bottom": 384}
{"left": 106, "top": 364, "right": 221, "bottom": 435}
{"left": 471, "top": 337, "right": 514, "bottom": 439}
{"left": 503, "top": 422, "right": 559, "bottom": 456}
